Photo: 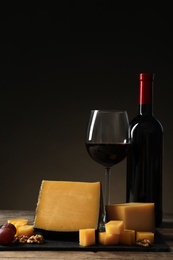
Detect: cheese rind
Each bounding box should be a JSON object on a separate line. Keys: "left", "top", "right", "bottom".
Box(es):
{"left": 34, "top": 180, "right": 101, "bottom": 232}
{"left": 106, "top": 203, "right": 155, "bottom": 232}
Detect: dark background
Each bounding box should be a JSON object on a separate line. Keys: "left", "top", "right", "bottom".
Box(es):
{"left": 0, "top": 1, "right": 172, "bottom": 213}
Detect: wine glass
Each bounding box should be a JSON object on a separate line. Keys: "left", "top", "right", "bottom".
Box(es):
{"left": 85, "top": 110, "right": 130, "bottom": 231}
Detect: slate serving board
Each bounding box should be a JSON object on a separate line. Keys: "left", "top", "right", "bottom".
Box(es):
{"left": 0, "top": 231, "right": 170, "bottom": 252}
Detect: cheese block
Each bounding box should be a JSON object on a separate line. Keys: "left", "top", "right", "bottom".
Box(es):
{"left": 106, "top": 203, "right": 155, "bottom": 232}
{"left": 79, "top": 228, "right": 95, "bottom": 246}
{"left": 105, "top": 220, "right": 124, "bottom": 235}
{"left": 98, "top": 232, "right": 119, "bottom": 245}
{"left": 34, "top": 180, "right": 101, "bottom": 232}
{"left": 119, "top": 229, "right": 136, "bottom": 245}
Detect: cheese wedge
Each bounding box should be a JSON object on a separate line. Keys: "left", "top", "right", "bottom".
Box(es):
{"left": 106, "top": 202, "right": 155, "bottom": 232}
{"left": 34, "top": 180, "right": 101, "bottom": 232}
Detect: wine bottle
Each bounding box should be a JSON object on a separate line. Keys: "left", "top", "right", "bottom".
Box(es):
{"left": 126, "top": 73, "right": 164, "bottom": 227}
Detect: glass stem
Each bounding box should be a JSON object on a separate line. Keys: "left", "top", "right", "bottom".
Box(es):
{"left": 105, "top": 167, "right": 111, "bottom": 209}
{"left": 99, "top": 167, "right": 111, "bottom": 231}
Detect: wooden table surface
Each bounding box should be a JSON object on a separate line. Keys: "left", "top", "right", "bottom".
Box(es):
{"left": 0, "top": 210, "right": 173, "bottom": 260}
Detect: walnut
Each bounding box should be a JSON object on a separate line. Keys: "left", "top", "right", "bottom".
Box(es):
{"left": 136, "top": 238, "right": 152, "bottom": 247}
{"left": 27, "top": 234, "right": 44, "bottom": 244}
{"left": 14, "top": 234, "right": 45, "bottom": 245}
{"left": 15, "top": 235, "right": 29, "bottom": 243}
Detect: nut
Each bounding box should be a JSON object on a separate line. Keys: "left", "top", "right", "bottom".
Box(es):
{"left": 15, "top": 234, "right": 45, "bottom": 244}
{"left": 27, "top": 234, "right": 44, "bottom": 244}
{"left": 15, "top": 235, "right": 29, "bottom": 243}
{"left": 136, "top": 238, "right": 152, "bottom": 247}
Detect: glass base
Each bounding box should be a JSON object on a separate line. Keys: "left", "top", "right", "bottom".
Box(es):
{"left": 98, "top": 211, "right": 107, "bottom": 232}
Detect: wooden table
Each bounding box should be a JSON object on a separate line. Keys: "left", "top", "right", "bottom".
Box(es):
{"left": 0, "top": 210, "right": 173, "bottom": 260}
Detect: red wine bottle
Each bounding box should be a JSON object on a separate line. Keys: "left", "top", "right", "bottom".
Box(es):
{"left": 126, "top": 73, "right": 164, "bottom": 227}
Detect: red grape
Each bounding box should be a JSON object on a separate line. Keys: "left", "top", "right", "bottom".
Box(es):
{"left": 0, "top": 227, "right": 15, "bottom": 245}
{"left": 1, "top": 223, "right": 16, "bottom": 235}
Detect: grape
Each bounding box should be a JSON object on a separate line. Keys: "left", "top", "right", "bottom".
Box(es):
{"left": 1, "top": 223, "right": 16, "bottom": 235}
{"left": 0, "top": 227, "right": 15, "bottom": 245}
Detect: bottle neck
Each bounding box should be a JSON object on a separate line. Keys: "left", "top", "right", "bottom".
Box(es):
{"left": 139, "top": 73, "right": 154, "bottom": 116}
{"left": 139, "top": 104, "right": 153, "bottom": 116}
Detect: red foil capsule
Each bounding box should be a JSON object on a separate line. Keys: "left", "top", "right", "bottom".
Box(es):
{"left": 139, "top": 73, "right": 154, "bottom": 104}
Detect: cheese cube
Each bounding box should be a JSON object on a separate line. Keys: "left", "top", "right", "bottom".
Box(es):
{"left": 98, "top": 232, "right": 119, "bottom": 245}
{"left": 136, "top": 231, "right": 155, "bottom": 243}
{"left": 119, "top": 229, "right": 135, "bottom": 245}
{"left": 79, "top": 228, "right": 95, "bottom": 246}
{"left": 106, "top": 203, "right": 155, "bottom": 232}
{"left": 34, "top": 180, "right": 101, "bottom": 232}
{"left": 105, "top": 220, "right": 124, "bottom": 234}
{"left": 16, "top": 225, "right": 34, "bottom": 237}
{"left": 8, "top": 218, "right": 28, "bottom": 228}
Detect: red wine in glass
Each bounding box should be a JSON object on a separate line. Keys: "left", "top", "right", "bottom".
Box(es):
{"left": 86, "top": 143, "right": 129, "bottom": 168}
{"left": 85, "top": 110, "right": 130, "bottom": 231}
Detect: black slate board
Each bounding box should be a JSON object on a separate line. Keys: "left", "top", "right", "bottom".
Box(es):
{"left": 0, "top": 231, "right": 170, "bottom": 252}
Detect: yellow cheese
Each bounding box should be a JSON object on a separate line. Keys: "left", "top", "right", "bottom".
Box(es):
{"left": 16, "top": 225, "right": 34, "bottom": 237}
{"left": 119, "top": 229, "right": 136, "bottom": 245}
{"left": 34, "top": 180, "right": 101, "bottom": 232}
{"left": 106, "top": 203, "right": 155, "bottom": 232}
{"left": 136, "top": 231, "right": 155, "bottom": 243}
{"left": 98, "top": 232, "right": 119, "bottom": 245}
{"left": 8, "top": 218, "right": 28, "bottom": 228}
{"left": 79, "top": 228, "right": 95, "bottom": 246}
{"left": 105, "top": 220, "right": 124, "bottom": 234}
